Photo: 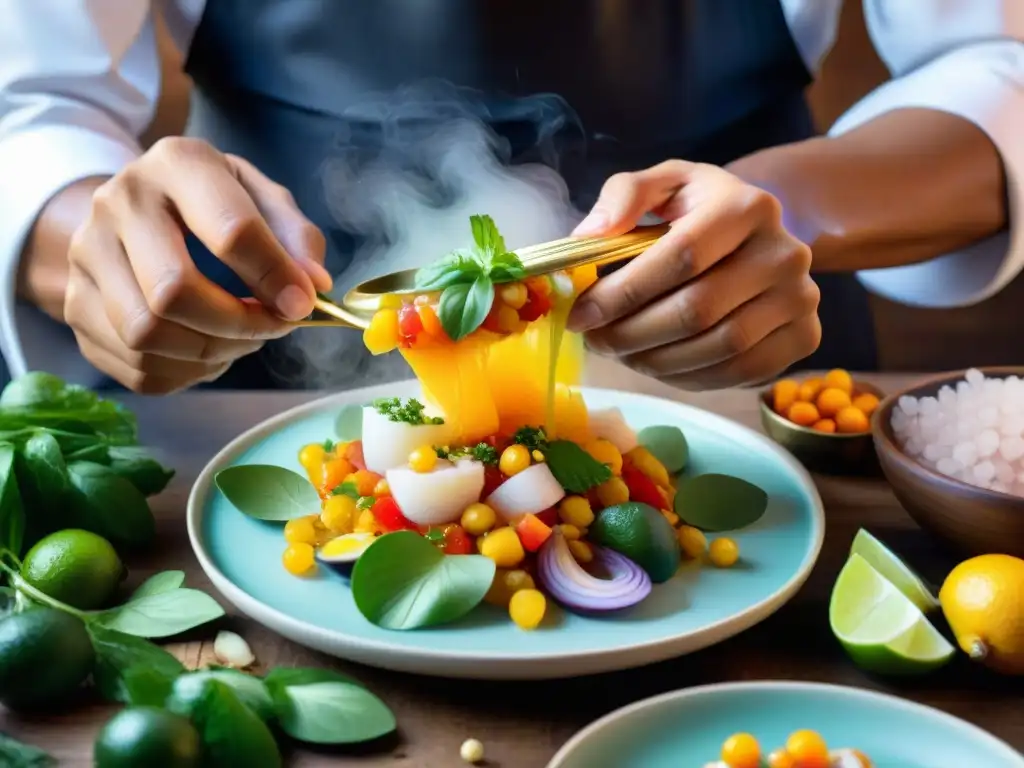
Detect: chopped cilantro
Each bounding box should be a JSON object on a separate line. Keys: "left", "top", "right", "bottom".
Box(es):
{"left": 332, "top": 481, "right": 360, "bottom": 499}
{"left": 544, "top": 440, "right": 612, "bottom": 493}
{"left": 512, "top": 426, "right": 548, "bottom": 452}
{"left": 372, "top": 397, "right": 445, "bottom": 426}
{"left": 434, "top": 442, "right": 499, "bottom": 466}
{"left": 322, "top": 438, "right": 335, "bottom": 451}
{"left": 356, "top": 496, "right": 375, "bottom": 510}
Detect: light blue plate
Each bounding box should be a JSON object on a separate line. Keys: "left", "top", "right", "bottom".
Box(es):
{"left": 187, "top": 383, "right": 824, "bottom": 679}
{"left": 548, "top": 681, "right": 1024, "bottom": 768}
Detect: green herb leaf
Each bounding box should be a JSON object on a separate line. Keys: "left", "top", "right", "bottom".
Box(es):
{"left": 488, "top": 250, "right": 527, "bottom": 284}
{"left": 0, "top": 732, "right": 55, "bottom": 767}
{"left": 470, "top": 213, "right": 506, "bottom": 258}
{"left": 214, "top": 465, "right": 320, "bottom": 521}
{"left": 129, "top": 570, "right": 186, "bottom": 600}
{"left": 511, "top": 426, "right": 549, "bottom": 452}
{"left": 120, "top": 664, "right": 179, "bottom": 707}
{"left": 94, "top": 588, "right": 225, "bottom": 638}
{"left": 15, "top": 431, "right": 71, "bottom": 544}
{"left": 0, "top": 372, "right": 137, "bottom": 445}
{"left": 371, "top": 397, "right": 443, "bottom": 425}
{"left": 106, "top": 445, "right": 175, "bottom": 496}
{"left": 264, "top": 667, "right": 395, "bottom": 744}
{"left": 331, "top": 481, "right": 360, "bottom": 499}
{"left": 351, "top": 531, "right": 494, "bottom": 630}
{"left": 0, "top": 443, "right": 25, "bottom": 556}
{"left": 356, "top": 496, "right": 375, "bottom": 510}
{"left": 638, "top": 425, "right": 689, "bottom": 474}
{"left": 543, "top": 440, "right": 612, "bottom": 493}
{"left": 88, "top": 623, "right": 186, "bottom": 704}
{"left": 66, "top": 461, "right": 155, "bottom": 550}
{"left": 168, "top": 669, "right": 275, "bottom": 722}
{"left": 674, "top": 473, "right": 769, "bottom": 532}
{"left": 334, "top": 403, "right": 364, "bottom": 441}
{"left": 176, "top": 680, "right": 282, "bottom": 768}
{"left": 414, "top": 254, "right": 481, "bottom": 291}
{"left": 439, "top": 275, "right": 494, "bottom": 342}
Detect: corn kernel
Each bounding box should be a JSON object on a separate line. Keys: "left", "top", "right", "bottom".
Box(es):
{"left": 282, "top": 543, "right": 315, "bottom": 575}
{"left": 354, "top": 508, "right": 380, "bottom": 534}
{"left": 461, "top": 503, "right": 497, "bottom": 536}
{"left": 661, "top": 509, "right": 680, "bottom": 527}
{"left": 558, "top": 496, "right": 594, "bottom": 528}
{"left": 508, "top": 588, "right": 546, "bottom": 630}
{"left": 298, "top": 443, "right": 326, "bottom": 475}
{"left": 677, "top": 525, "right": 707, "bottom": 559}
{"left": 567, "top": 540, "right": 593, "bottom": 564}
{"left": 531, "top": 450, "right": 545, "bottom": 462}
{"left": 499, "top": 445, "right": 531, "bottom": 477}
{"left": 595, "top": 477, "right": 630, "bottom": 507}
{"left": 583, "top": 438, "right": 623, "bottom": 476}
{"left": 498, "top": 282, "right": 528, "bottom": 309}
{"left": 409, "top": 444, "right": 438, "bottom": 473}
{"left": 283, "top": 516, "right": 318, "bottom": 545}
{"left": 625, "top": 446, "right": 670, "bottom": 487}
{"left": 557, "top": 524, "right": 582, "bottom": 540}
{"left": 478, "top": 526, "right": 525, "bottom": 567}
{"left": 709, "top": 537, "right": 740, "bottom": 568}
{"left": 320, "top": 494, "right": 357, "bottom": 534}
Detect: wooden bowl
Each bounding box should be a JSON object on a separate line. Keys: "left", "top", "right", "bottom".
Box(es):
{"left": 759, "top": 381, "right": 884, "bottom": 476}
{"left": 872, "top": 367, "right": 1024, "bottom": 559}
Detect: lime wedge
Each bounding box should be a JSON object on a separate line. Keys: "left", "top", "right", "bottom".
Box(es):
{"left": 850, "top": 529, "right": 940, "bottom": 614}
{"left": 830, "top": 553, "right": 955, "bottom": 675}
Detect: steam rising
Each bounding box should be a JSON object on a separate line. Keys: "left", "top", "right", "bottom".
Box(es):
{"left": 268, "top": 81, "right": 586, "bottom": 390}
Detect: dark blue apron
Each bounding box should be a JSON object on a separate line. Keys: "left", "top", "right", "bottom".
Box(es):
{"left": 139, "top": 0, "right": 878, "bottom": 389}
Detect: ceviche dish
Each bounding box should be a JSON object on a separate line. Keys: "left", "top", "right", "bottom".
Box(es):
{"left": 215, "top": 215, "right": 770, "bottom": 631}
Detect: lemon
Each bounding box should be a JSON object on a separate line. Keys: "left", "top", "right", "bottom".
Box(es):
{"left": 21, "top": 529, "right": 125, "bottom": 610}
{"left": 850, "top": 529, "right": 939, "bottom": 614}
{"left": 830, "top": 553, "right": 955, "bottom": 675}
{"left": 939, "top": 554, "right": 1024, "bottom": 675}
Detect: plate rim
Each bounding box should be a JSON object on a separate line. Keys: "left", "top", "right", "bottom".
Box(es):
{"left": 546, "top": 679, "right": 1024, "bottom": 767}
{"left": 187, "top": 382, "right": 825, "bottom": 676}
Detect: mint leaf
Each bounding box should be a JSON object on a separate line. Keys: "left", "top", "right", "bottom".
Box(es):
{"left": 544, "top": 440, "right": 612, "bottom": 493}
{"left": 0, "top": 732, "right": 55, "bottom": 767}
{"left": 438, "top": 275, "right": 495, "bottom": 341}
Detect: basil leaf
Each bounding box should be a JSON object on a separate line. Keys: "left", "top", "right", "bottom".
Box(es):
{"left": 0, "top": 732, "right": 55, "bottom": 767}
{"left": 120, "top": 664, "right": 179, "bottom": 706}
{"left": 674, "top": 473, "right": 769, "bottom": 532}
{"left": 168, "top": 669, "right": 275, "bottom": 722}
{"left": 470, "top": 213, "right": 506, "bottom": 258}
{"left": 182, "top": 680, "right": 282, "bottom": 768}
{"left": 0, "top": 442, "right": 25, "bottom": 556}
{"left": 63, "top": 441, "right": 110, "bottom": 463}
{"left": 488, "top": 250, "right": 526, "bottom": 283}
{"left": 15, "top": 431, "right": 71, "bottom": 544}
{"left": 129, "top": 570, "right": 186, "bottom": 600}
{"left": 351, "top": 531, "right": 495, "bottom": 630}
{"left": 543, "top": 440, "right": 612, "bottom": 493}
{"left": 214, "top": 464, "right": 320, "bottom": 521}
{"left": 94, "top": 588, "right": 225, "bottom": 638}
{"left": 66, "top": 461, "right": 155, "bottom": 550}
{"left": 106, "top": 446, "right": 175, "bottom": 496}
{"left": 88, "top": 623, "right": 186, "bottom": 704}
{"left": 334, "top": 403, "right": 363, "bottom": 441}
{"left": 265, "top": 674, "right": 396, "bottom": 745}
{"left": 438, "top": 275, "right": 494, "bottom": 342}
{"left": 0, "top": 372, "right": 137, "bottom": 445}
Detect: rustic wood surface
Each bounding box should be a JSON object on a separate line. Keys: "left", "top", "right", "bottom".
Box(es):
{"left": 4, "top": 359, "right": 1023, "bottom": 766}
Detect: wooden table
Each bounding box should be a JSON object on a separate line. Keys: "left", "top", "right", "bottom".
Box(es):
{"left": 4, "top": 362, "right": 1023, "bottom": 766}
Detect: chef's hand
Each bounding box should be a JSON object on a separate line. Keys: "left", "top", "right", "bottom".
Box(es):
{"left": 64, "top": 138, "right": 331, "bottom": 393}
{"left": 567, "top": 160, "right": 821, "bottom": 389}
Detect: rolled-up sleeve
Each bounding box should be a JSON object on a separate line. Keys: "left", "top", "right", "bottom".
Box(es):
{"left": 0, "top": 1, "right": 158, "bottom": 378}
{"left": 831, "top": 1, "right": 1024, "bottom": 308}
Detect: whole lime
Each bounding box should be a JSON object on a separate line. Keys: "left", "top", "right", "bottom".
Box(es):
{"left": 0, "top": 608, "right": 94, "bottom": 711}
{"left": 589, "top": 502, "right": 681, "bottom": 583}
{"left": 21, "top": 529, "right": 125, "bottom": 609}
{"left": 94, "top": 707, "right": 202, "bottom": 768}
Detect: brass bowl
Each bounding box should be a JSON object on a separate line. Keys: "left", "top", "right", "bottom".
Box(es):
{"left": 872, "top": 367, "right": 1024, "bottom": 559}
{"left": 759, "top": 381, "right": 885, "bottom": 476}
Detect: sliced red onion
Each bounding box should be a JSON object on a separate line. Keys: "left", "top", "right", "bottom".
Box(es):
{"left": 537, "top": 531, "right": 651, "bottom": 612}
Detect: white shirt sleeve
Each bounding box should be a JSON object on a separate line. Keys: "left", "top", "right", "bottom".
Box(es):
{"left": 0, "top": 1, "right": 160, "bottom": 382}
{"left": 834, "top": 1, "right": 1024, "bottom": 309}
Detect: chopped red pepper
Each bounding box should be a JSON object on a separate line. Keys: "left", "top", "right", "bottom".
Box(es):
{"left": 518, "top": 285, "right": 552, "bottom": 322}
{"left": 344, "top": 441, "right": 366, "bottom": 471}
{"left": 371, "top": 496, "right": 416, "bottom": 531}
{"left": 398, "top": 304, "right": 423, "bottom": 340}
{"left": 516, "top": 513, "right": 553, "bottom": 552}
{"left": 482, "top": 465, "right": 506, "bottom": 498}
{"left": 441, "top": 524, "right": 473, "bottom": 555}
{"left": 535, "top": 507, "right": 558, "bottom": 528}
{"left": 621, "top": 461, "right": 665, "bottom": 509}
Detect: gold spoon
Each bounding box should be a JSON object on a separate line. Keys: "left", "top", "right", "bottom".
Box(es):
{"left": 296, "top": 223, "right": 670, "bottom": 329}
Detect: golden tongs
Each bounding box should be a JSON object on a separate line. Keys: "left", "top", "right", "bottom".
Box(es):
{"left": 297, "top": 223, "right": 670, "bottom": 330}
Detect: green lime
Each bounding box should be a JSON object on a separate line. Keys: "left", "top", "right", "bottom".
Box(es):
{"left": 850, "top": 528, "right": 939, "bottom": 614}
{"left": 21, "top": 529, "right": 125, "bottom": 610}
{"left": 94, "top": 707, "right": 202, "bottom": 768}
{"left": 589, "top": 502, "right": 681, "bottom": 583}
{"left": 829, "top": 553, "right": 954, "bottom": 675}
{"left": 0, "top": 608, "right": 94, "bottom": 711}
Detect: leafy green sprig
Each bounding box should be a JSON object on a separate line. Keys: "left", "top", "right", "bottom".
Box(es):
{"left": 413, "top": 214, "right": 528, "bottom": 341}
{"left": 372, "top": 397, "right": 444, "bottom": 426}
{"left": 435, "top": 442, "right": 499, "bottom": 465}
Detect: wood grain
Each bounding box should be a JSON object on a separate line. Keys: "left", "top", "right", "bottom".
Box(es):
{"left": 3, "top": 359, "right": 1021, "bottom": 766}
